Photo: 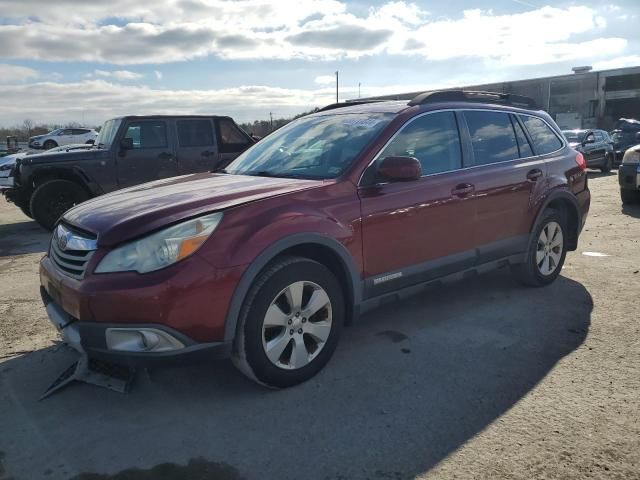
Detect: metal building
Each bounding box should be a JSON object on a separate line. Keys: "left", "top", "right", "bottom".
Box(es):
{"left": 355, "top": 66, "right": 640, "bottom": 131}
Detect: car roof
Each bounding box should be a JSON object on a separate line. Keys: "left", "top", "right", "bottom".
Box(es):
{"left": 110, "top": 115, "right": 229, "bottom": 121}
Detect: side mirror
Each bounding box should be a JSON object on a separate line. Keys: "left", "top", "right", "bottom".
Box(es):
{"left": 120, "top": 137, "right": 134, "bottom": 151}
{"left": 378, "top": 156, "right": 422, "bottom": 182}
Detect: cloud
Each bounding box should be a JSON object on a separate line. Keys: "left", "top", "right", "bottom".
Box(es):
{"left": 0, "top": 78, "right": 454, "bottom": 127}
{"left": 592, "top": 55, "right": 640, "bottom": 71}
{"left": 314, "top": 75, "right": 335, "bottom": 85}
{"left": 288, "top": 25, "right": 392, "bottom": 50}
{"left": 94, "top": 69, "right": 144, "bottom": 80}
{"left": 0, "top": 63, "right": 38, "bottom": 83}
{"left": 0, "top": 2, "right": 628, "bottom": 65}
{"left": 154, "top": 70, "right": 163, "bottom": 80}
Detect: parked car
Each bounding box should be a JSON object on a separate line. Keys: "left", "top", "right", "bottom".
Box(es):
{"left": 2, "top": 115, "right": 255, "bottom": 229}
{"left": 562, "top": 129, "right": 614, "bottom": 172}
{"left": 610, "top": 118, "right": 640, "bottom": 165}
{"left": 39, "top": 90, "right": 590, "bottom": 388}
{"left": 28, "top": 128, "right": 98, "bottom": 150}
{"left": 618, "top": 144, "right": 640, "bottom": 204}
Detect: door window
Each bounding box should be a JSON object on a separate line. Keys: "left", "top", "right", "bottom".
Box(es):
{"left": 464, "top": 110, "right": 519, "bottom": 165}
{"left": 511, "top": 116, "right": 534, "bottom": 158}
{"left": 123, "top": 121, "right": 168, "bottom": 149}
{"left": 216, "top": 118, "right": 251, "bottom": 153}
{"left": 519, "top": 115, "right": 563, "bottom": 155}
{"left": 377, "top": 111, "right": 462, "bottom": 176}
{"left": 177, "top": 120, "right": 215, "bottom": 147}
{"left": 594, "top": 132, "right": 604, "bottom": 142}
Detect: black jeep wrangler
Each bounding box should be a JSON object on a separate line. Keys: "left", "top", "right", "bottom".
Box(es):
{"left": 1, "top": 115, "right": 255, "bottom": 230}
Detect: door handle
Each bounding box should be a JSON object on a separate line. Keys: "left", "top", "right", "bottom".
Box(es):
{"left": 158, "top": 152, "right": 175, "bottom": 161}
{"left": 451, "top": 183, "right": 475, "bottom": 197}
{"left": 201, "top": 150, "right": 216, "bottom": 157}
{"left": 526, "top": 168, "right": 543, "bottom": 181}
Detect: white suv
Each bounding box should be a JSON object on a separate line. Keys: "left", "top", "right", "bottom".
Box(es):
{"left": 28, "top": 128, "right": 98, "bottom": 150}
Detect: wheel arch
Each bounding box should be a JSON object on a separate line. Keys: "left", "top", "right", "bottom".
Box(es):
{"left": 223, "top": 233, "right": 362, "bottom": 343}
{"left": 532, "top": 190, "right": 581, "bottom": 251}
{"left": 29, "top": 167, "right": 97, "bottom": 197}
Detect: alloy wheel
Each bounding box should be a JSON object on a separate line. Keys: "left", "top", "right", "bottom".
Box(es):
{"left": 261, "top": 281, "right": 333, "bottom": 370}
{"left": 536, "top": 221, "right": 563, "bottom": 276}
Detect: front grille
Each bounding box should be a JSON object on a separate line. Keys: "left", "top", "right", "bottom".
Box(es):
{"left": 50, "top": 224, "right": 97, "bottom": 280}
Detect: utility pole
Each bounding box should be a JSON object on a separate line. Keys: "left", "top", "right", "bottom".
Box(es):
{"left": 269, "top": 112, "right": 273, "bottom": 132}
{"left": 335, "top": 71, "right": 339, "bottom": 103}
{"left": 358, "top": 82, "right": 361, "bottom": 99}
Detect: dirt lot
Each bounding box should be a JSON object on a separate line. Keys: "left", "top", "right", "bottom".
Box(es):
{"left": 0, "top": 172, "right": 638, "bottom": 480}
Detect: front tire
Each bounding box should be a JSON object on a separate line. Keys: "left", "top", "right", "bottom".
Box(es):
{"left": 512, "top": 209, "right": 567, "bottom": 287}
{"left": 233, "top": 256, "right": 344, "bottom": 388}
{"left": 621, "top": 188, "right": 640, "bottom": 204}
{"left": 43, "top": 140, "right": 57, "bottom": 150}
{"left": 29, "top": 180, "right": 90, "bottom": 230}
{"left": 600, "top": 154, "right": 612, "bottom": 173}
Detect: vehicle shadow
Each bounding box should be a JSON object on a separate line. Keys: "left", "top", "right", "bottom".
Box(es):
{"left": 587, "top": 170, "right": 615, "bottom": 178}
{"left": 621, "top": 203, "right": 640, "bottom": 219}
{"left": 0, "top": 269, "right": 592, "bottom": 480}
{"left": 0, "top": 220, "right": 49, "bottom": 257}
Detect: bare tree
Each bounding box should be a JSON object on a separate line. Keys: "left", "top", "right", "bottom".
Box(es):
{"left": 22, "top": 119, "right": 34, "bottom": 138}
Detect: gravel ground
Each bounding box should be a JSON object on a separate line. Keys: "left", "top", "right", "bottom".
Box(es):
{"left": 0, "top": 172, "right": 638, "bottom": 480}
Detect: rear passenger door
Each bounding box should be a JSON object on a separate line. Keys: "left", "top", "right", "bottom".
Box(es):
{"left": 214, "top": 117, "right": 254, "bottom": 169}
{"left": 116, "top": 119, "right": 178, "bottom": 188}
{"left": 359, "top": 111, "right": 477, "bottom": 296}
{"left": 174, "top": 118, "right": 218, "bottom": 174}
{"left": 458, "top": 110, "right": 543, "bottom": 262}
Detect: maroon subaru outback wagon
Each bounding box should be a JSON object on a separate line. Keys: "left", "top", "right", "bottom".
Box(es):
{"left": 40, "top": 91, "right": 590, "bottom": 387}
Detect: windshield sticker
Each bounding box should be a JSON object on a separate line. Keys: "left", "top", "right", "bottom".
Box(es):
{"left": 343, "top": 118, "right": 383, "bottom": 128}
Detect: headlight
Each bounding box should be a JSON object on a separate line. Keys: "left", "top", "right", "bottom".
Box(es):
{"left": 95, "top": 212, "right": 223, "bottom": 274}
{"left": 622, "top": 148, "right": 640, "bottom": 165}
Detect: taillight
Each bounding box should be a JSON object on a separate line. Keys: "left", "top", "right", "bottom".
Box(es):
{"left": 575, "top": 152, "right": 586, "bottom": 171}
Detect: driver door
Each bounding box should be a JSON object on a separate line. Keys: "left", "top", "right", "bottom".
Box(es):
{"left": 358, "top": 111, "right": 476, "bottom": 297}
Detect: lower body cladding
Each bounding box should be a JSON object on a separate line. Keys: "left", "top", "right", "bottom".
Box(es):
{"left": 39, "top": 253, "right": 241, "bottom": 367}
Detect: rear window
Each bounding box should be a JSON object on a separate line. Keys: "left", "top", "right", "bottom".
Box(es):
{"left": 464, "top": 110, "right": 519, "bottom": 165}
{"left": 216, "top": 118, "right": 251, "bottom": 153}
{"left": 520, "top": 116, "right": 563, "bottom": 155}
{"left": 177, "top": 120, "right": 215, "bottom": 147}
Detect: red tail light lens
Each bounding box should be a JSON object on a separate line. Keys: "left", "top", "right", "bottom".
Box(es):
{"left": 575, "top": 152, "right": 586, "bottom": 171}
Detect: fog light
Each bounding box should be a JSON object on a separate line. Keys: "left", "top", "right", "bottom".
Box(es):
{"left": 106, "top": 328, "right": 185, "bottom": 353}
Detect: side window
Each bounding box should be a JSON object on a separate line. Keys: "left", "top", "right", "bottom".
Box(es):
{"left": 72, "top": 129, "right": 87, "bottom": 136}
{"left": 177, "top": 120, "right": 215, "bottom": 147}
{"left": 520, "top": 115, "right": 563, "bottom": 155}
{"left": 464, "top": 110, "right": 519, "bottom": 165}
{"left": 123, "top": 121, "right": 167, "bottom": 149}
{"left": 594, "top": 132, "right": 604, "bottom": 142}
{"left": 377, "top": 111, "right": 462, "bottom": 176}
{"left": 62, "top": 129, "right": 74, "bottom": 135}
{"left": 216, "top": 118, "right": 251, "bottom": 153}
{"left": 511, "top": 116, "right": 534, "bottom": 158}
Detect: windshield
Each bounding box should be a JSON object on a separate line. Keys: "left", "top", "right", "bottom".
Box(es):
{"left": 225, "top": 113, "right": 393, "bottom": 179}
{"left": 95, "top": 118, "right": 122, "bottom": 149}
{"left": 562, "top": 130, "right": 586, "bottom": 143}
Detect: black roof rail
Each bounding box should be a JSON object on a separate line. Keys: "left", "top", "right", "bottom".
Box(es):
{"left": 317, "top": 100, "right": 388, "bottom": 112}
{"left": 408, "top": 90, "right": 539, "bottom": 109}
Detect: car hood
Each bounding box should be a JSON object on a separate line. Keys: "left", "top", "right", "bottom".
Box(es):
{"left": 20, "top": 148, "right": 104, "bottom": 165}
{"left": 63, "top": 173, "right": 324, "bottom": 247}
{"left": 0, "top": 152, "right": 26, "bottom": 170}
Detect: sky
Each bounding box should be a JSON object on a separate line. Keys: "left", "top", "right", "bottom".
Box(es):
{"left": 0, "top": 0, "right": 638, "bottom": 127}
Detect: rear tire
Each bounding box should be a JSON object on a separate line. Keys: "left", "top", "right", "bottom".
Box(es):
{"left": 232, "top": 256, "right": 344, "bottom": 388}
{"left": 29, "top": 179, "right": 89, "bottom": 230}
{"left": 600, "top": 154, "right": 612, "bottom": 173}
{"left": 43, "top": 140, "right": 57, "bottom": 150}
{"left": 621, "top": 189, "right": 640, "bottom": 204}
{"left": 512, "top": 209, "right": 567, "bottom": 287}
